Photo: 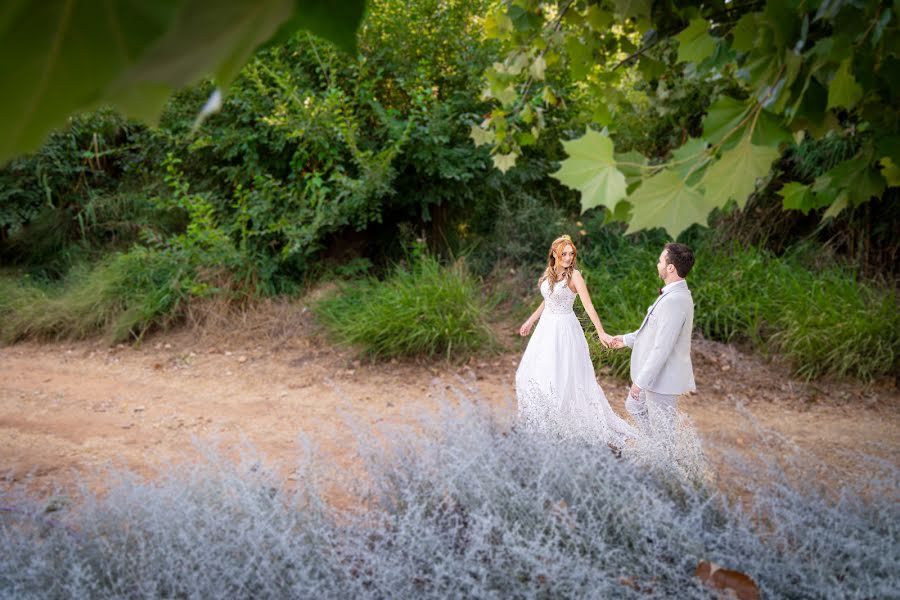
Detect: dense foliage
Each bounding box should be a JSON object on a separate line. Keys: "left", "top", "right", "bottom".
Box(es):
{"left": 476, "top": 0, "right": 899, "bottom": 237}
{"left": 0, "top": 0, "right": 895, "bottom": 378}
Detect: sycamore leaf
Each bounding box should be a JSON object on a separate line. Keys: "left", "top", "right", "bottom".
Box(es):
{"left": 496, "top": 85, "right": 517, "bottom": 107}
{"left": 824, "top": 155, "right": 886, "bottom": 206}
{"left": 700, "top": 136, "right": 780, "bottom": 209}
{"left": 0, "top": 0, "right": 366, "bottom": 163}
{"left": 821, "top": 190, "right": 849, "bottom": 219}
{"left": 470, "top": 125, "right": 495, "bottom": 147}
{"left": 670, "top": 137, "right": 711, "bottom": 184}
{"left": 614, "top": 150, "right": 647, "bottom": 188}
{"left": 492, "top": 152, "right": 517, "bottom": 173}
{"left": 827, "top": 58, "right": 863, "bottom": 110}
{"left": 610, "top": 199, "right": 633, "bottom": 223}
{"left": 508, "top": 5, "right": 542, "bottom": 32}
{"left": 586, "top": 5, "right": 613, "bottom": 31}
{"left": 483, "top": 9, "right": 513, "bottom": 39}
{"left": 752, "top": 109, "right": 792, "bottom": 147}
{"left": 551, "top": 128, "right": 627, "bottom": 213}
{"left": 614, "top": 0, "right": 651, "bottom": 19}
{"left": 530, "top": 55, "right": 547, "bottom": 81}
{"left": 626, "top": 169, "right": 710, "bottom": 239}
{"left": 702, "top": 96, "right": 749, "bottom": 148}
{"left": 675, "top": 19, "right": 716, "bottom": 64}
{"left": 879, "top": 157, "right": 900, "bottom": 187}
{"left": 731, "top": 13, "right": 762, "bottom": 53}
{"left": 777, "top": 182, "right": 815, "bottom": 213}
{"left": 541, "top": 86, "right": 557, "bottom": 105}
{"left": 565, "top": 34, "right": 594, "bottom": 80}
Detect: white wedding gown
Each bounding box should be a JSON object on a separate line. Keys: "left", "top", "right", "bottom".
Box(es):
{"left": 516, "top": 278, "right": 635, "bottom": 445}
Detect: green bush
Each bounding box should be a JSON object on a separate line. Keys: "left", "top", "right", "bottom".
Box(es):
{"left": 315, "top": 253, "right": 497, "bottom": 360}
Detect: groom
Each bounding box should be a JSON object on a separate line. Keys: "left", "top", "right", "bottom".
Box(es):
{"left": 611, "top": 243, "right": 695, "bottom": 438}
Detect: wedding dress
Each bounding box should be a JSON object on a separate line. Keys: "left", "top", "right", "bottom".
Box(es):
{"left": 516, "top": 277, "right": 635, "bottom": 445}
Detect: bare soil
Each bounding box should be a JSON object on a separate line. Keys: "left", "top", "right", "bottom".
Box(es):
{"left": 2, "top": 301, "right": 898, "bottom": 499}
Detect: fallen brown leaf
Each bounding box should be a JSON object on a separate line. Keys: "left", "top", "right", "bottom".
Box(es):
{"left": 696, "top": 560, "right": 760, "bottom": 600}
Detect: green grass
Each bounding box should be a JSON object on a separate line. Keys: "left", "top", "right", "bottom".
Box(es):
{"left": 766, "top": 265, "right": 899, "bottom": 381}
{"left": 0, "top": 247, "right": 198, "bottom": 344}
{"left": 314, "top": 254, "right": 498, "bottom": 360}
{"left": 569, "top": 240, "right": 898, "bottom": 383}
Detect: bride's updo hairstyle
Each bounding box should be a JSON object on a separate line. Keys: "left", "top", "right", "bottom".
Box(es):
{"left": 538, "top": 235, "right": 577, "bottom": 294}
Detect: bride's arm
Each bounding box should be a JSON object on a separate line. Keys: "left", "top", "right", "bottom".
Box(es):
{"left": 571, "top": 271, "right": 613, "bottom": 347}
{"left": 519, "top": 301, "right": 545, "bottom": 336}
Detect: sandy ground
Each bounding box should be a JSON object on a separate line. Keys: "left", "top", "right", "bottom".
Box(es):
{"left": 2, "top": 304, "right": 898, "bottom": 500}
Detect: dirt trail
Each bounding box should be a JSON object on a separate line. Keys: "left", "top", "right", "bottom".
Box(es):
{"left": 2, "top": 309, "right": 898, "bottom": 497}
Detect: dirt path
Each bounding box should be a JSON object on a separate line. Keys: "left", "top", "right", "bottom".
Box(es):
{"left": 2, "top": 309, "right": 898, "bottom": 498}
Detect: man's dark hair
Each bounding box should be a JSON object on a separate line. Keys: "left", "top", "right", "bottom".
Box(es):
{"left": 664, "top": 243, "right": 694, "bottom": 278}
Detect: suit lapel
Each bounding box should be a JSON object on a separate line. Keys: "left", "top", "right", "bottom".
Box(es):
{"left": 636, "top": 284, "right": 690, "bottom": 334}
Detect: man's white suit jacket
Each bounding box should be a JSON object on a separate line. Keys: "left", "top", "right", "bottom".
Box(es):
{"left": 623, "top": 279, "right": 695, "bottom": 395}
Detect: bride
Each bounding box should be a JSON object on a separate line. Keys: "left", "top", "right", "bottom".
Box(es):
{"left": 516, "top": 235, "right": 635, "bottom": 445}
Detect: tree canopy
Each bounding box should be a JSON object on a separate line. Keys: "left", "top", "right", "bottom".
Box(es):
{"left": 474, "top": 0, "right": 899, "bottom": 237}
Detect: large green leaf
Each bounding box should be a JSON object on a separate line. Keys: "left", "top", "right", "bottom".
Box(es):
{"left": 702, "top": 95, "right": 749, "bottom": 148}
{"left": 700, "top": 136, "right": 781, "bottom": 209}
{"left": 826, "top": 58, "right": 863, "bottom": 110}
{"left": 731, "top": 12, "right": 762, "bottom": 53}
{"left": 470, "top": 125, "right": 495, "bottom": 147}
{"left": 625, "top": 169, "right": 710, "bottom": 239}
{"left": 492, "top": 152, "right": 517, "bottom": 174}
{"left": 670, "top": 137, "right": 710, "bottom": 185}
{"left": 268, "top": 1, "right": 366, "bottom": 56}
{"left": 752, "top": 109, "right": 792, "bottom": 147}
{"left": 0, "top": 0, "right": 365, "bottom": 164}
{"left": 613, "top": 0, "right": 651, "bottom": 19}
{"left": 777, "top": 181, "right": 817, "bottom": 213}
{"left": 824, "top": 155, "right": 886, "bottom": 206}
{"left": 551, "top": 128, "right": 627, "bottom": 213}
{"left": 879, "top": 157, "right": 900, "bottom": 187}
{"left": 614, "top": 150, "right": 647, "bottom": 188}
{"left": 675, "top": 19, "right": 716, "bottom": 65}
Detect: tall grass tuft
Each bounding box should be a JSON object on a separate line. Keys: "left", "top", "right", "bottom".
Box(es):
{"left": 315, "top": 254, "right": 497, "bottom": 360}
{"left": 693, "top": 245, "right": 899, "bottom": 381}
{"left": 1, "top": 400, "right": 896, "bottom": 598}
{"left": 767, "top": 266, "right": 900, "bottom": 381}
{"left": 0, "top": 247, "right": 203, "bottom": 344}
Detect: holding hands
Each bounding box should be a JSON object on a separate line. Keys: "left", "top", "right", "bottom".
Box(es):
{"left": 596, "top": 333, "right": 628, "bottom": 349}
{"left": 597, "top": 332, "right": 614, "bottom": 348}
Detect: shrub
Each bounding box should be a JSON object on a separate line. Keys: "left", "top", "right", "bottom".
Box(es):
{"left": 1, "top": 401, "right": 895, "bottom": 598}
{"left": 314, "top": 252, "right": 497, "bottom": 360}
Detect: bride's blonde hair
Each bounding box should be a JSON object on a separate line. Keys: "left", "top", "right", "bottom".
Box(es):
{"left": 538, "top": 235, "right": 577, "bottom": 293}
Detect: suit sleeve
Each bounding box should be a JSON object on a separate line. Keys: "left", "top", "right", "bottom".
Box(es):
{"left": 633, "top": 301, "right": 687, "bottom": 390}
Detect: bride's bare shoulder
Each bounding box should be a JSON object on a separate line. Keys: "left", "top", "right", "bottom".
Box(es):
{"left": 568, "top": 269, "right": 583, "bottom": 292}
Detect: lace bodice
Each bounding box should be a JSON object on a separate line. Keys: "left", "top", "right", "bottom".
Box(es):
{"left": 540, "top": 278, "right": 576, "bottom": 315}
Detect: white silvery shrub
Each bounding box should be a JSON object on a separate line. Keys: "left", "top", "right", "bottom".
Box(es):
{"left": 1, "top": 396, "right": 896, "bottom": 599}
